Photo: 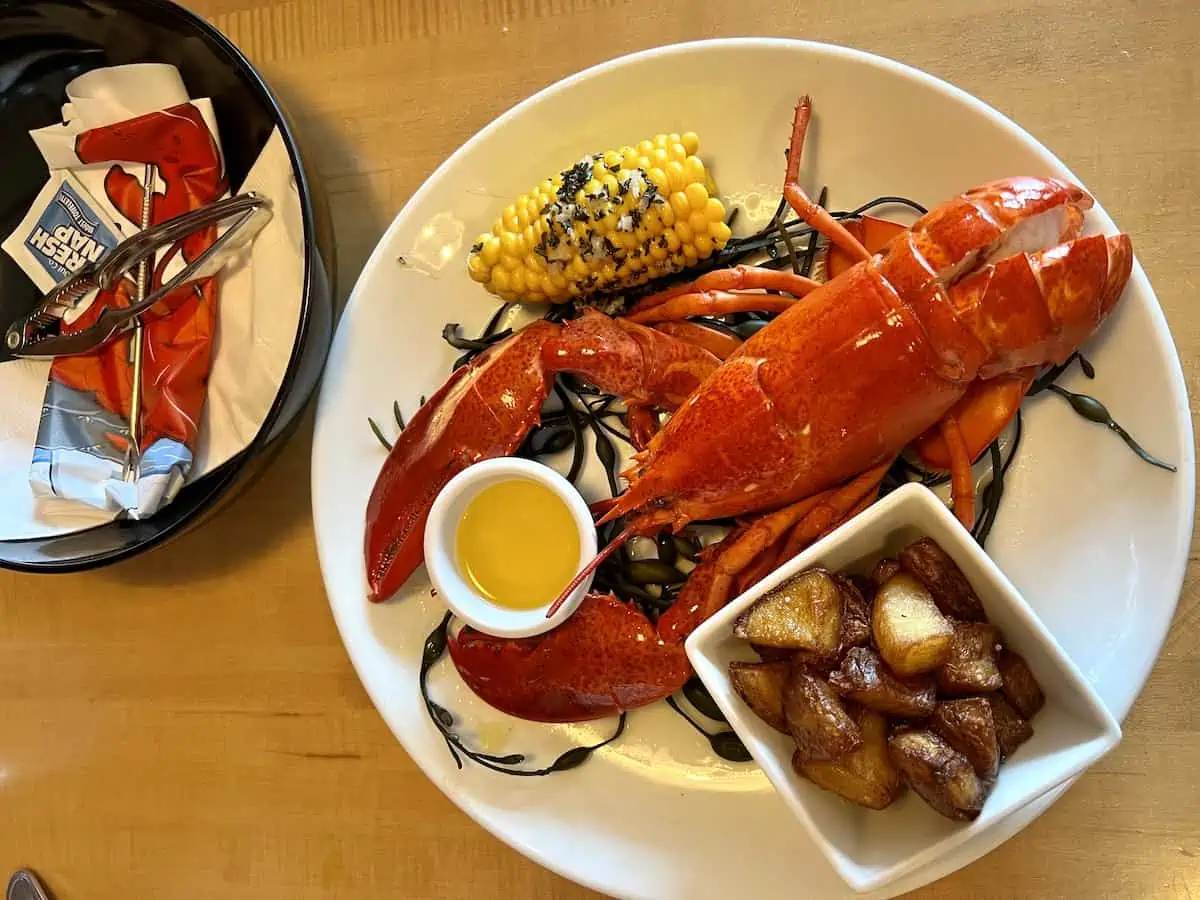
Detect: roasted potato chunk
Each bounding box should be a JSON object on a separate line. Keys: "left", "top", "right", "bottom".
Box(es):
{"left": 872, "top": 574, "right": 955, "bottom": 676}
{"left": 729, "top": 660, "right": 790, "bottom": 733}
{"left": 997, "top": 650, "right": 1045, "bottom": 719}
{"left": 794, "top": 708, "right": 901, "bottom": 809}
{"left": 834, "top": 574, "right": 872, "bottom": 650}
{"left": 931, "top": 698, "right": 1000, "bottom": 778}
{"left": 829, "top": 647, "right": 937, "bottom": 717}
{"left": 937, "top": 621, "right": 1003, "bottom": 695}
{"left": 733, "top": 569, "right": 843, "bottom": 653}
{"left": 888, "top": 729, "right": 991, "bottom": 821}
{"left": 899, "top": 537, "right": 986, "bottom": 621}
{"left": 792, "top": 575, "right": 872, "bottom": 670}
{"left": 986, "top": 694, "right": 1034, "bottom": 759}
{"left": 783, "top": 669, "right": 862, "bottom": 761}
{"left": 871, "top": 557, "right": 902, "bottom": 587}
{"left": 750, "top": 643, "right": 795, "bottom": 663}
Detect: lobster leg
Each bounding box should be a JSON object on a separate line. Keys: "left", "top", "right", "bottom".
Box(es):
{"left": 657, "top": 462, "right": 891, "bottom": 642}
{"left": 784, "top": 96, "right": 871, "bottom": 264}
{"left": 939, "top": 414, "right": 976, "bottom": 528}
{"left": 653, "top": 320, "right": 743, "bottom": 360}
{"left": 630, "top": 266, "right": 821, "bottom": 316}
{"left": 627, "top": 290, "right": 804, "bottom": 325}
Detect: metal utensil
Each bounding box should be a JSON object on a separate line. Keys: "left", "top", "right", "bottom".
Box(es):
{"left": 5, "top": 191, "right": 272, "bottom": 360}
{"left": 124, "top": 163, "right": 155, "bottom": 482}
{"left": 6, "top": 870, "right": 51, "bottom": 900}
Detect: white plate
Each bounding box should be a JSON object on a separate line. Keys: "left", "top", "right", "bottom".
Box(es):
{"left": 311, "top": 39, "right": 1194, "bottom": 900}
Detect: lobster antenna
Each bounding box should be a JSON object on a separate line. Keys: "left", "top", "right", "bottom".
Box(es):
{"left": 545, "top": 525, "right": 635, "bottom": 618}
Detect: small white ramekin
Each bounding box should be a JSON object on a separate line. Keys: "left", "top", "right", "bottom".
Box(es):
{"left": 423, "top": 457, "right": 597, "bottom": 638}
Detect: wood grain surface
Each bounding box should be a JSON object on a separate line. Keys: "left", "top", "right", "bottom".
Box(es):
{"left": 1, "top": 1, "right": 1198, "bottom": 897}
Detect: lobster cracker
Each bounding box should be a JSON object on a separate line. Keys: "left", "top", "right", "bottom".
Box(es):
{"left": 365, "top": 94, "right": 1134, "bottom": 724}
{"left": 5, "top": 192, "right": 272, "bottom": 360}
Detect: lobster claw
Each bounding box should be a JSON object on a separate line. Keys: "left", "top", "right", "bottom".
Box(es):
{"left": 447, "top": 592, "right": 691, "bottom": 723}
{"left": 364, "top": 321, "right": 558, "bottom": 602}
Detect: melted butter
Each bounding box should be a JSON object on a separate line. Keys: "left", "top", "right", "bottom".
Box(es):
{"left": 456, "top": 478, "right": 580, "bottom": 611}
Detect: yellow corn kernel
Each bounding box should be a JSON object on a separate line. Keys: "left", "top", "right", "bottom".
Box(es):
{"left": 685, "top": 182, "right": 709, "bottom": 211}
{"left": 665, "top": 160, "right": 686, "bottom": 193}
{"left": 510, "top": 267, "right": 527, "bottom": 293}
{"left": 550, "top": 271, "right": 568, "bottom": 292}
{"left": 652, "top": 148, "right": 670, "bottom": 168}
{"left": 669, "top": 191, "right": 690, "bottom": 220}
{"left": 653, "top": 133, "right": 669, "bottom": 149}
{"left": 522, "top": 224, "right": 536, "bottom": 248}
{"left": 491, "top": 268, "right": 511, "bottom": 292}
{"left": 675, "top": 220, "right": 694, "bottom": 243}
{"left": 634, "top": 225, "right": 652, "bottom": 244}
{"left": 643, "top": 210, "right": 663, "bottom": 234}
{"left": 683, "top": 245, "right": 699, "bottom": 264}
{"left": 710, "top": 220, "right": 733, "bottom": 246}
{"left": 602, "top": 172, "right": 620, "bottom": 195}
{"left": 704, "top": 197, "right": 726, "bottom": 223}
{"left": 467, "top": 254, "right": 489, "bottom": 282}
{"left": 499, "top": 231, "right": 519, "bottom": 257}
{"left": 684, "top": 155, "right": 706, "bottom": 186}
{"left": 636, "top": 139, "right": 655, "bottom": 157}
{"left": 659, "top": 203, "right": 676, "bottom": 228}
{"left": 621, "top": 147, "right": 639, "bottom": 167}
{"left": 650, "top": 243, "right": 669, "bottom": 261}
{"left": 569, "top": 256, "right": 589, "bottom": 279}
{"left": 681, "top": 132, "right": 700, "bottom": 154}
{"left": 695, "top": 234, "right": 714, "bottom": 257}
{"left": 526, "top": 254, "right": 545, "bottom": 273}
{"left": 627, "top": 255, "right": 645, "bottom": 272}
{"left": 669, "top": 142, "right": 688, "bottom": 162}
{"left": 615, "top": 262, "right": 631, "bottom": 280}
{"left": 647, "top": 167, "right": 669, "bottom": 192}
{"left": 479, "top": 235, "right": 500, "bottom": 266}
{"left": 688, "top": 210, "right": 709, "bottom": 234}
{"left": 665, "top": 229, "right": 682, "bottom": 251}
{"left": 602, "top": 149, "right": 622, "bottom": 168}
{"left": 500, "top": 254, "right": 520, "bottom": 270}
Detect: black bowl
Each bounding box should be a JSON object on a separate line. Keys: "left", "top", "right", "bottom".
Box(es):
{"left": 0, "top": 0, "right": 334, "bottom": 571}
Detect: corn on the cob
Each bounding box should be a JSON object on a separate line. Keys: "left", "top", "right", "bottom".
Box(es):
{"left": 467, "top": 132, "right": 732, "bottom": 304}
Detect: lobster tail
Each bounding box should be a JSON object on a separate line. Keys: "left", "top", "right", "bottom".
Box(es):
{"left": 950, "top": 233, "right": 1133, "bottom": 378}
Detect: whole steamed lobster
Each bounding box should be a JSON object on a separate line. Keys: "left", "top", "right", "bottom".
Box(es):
{"left": 364, "top": 96, "right": 1132, "bottom": 724}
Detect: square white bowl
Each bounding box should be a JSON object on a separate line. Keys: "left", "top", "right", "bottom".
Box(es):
{"left": 684, "top": 482, "right": 1122, "bottom": 894}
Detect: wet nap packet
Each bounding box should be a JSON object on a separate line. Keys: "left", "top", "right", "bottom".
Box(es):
{"left": 1, "top": 171, "right": 122, "bottom": 293}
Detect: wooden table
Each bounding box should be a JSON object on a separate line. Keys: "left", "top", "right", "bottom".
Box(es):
{"left": 2, "top": 1, "right": 1197, "bottom": 897}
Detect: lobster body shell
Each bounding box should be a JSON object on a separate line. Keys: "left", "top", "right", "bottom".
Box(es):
{"left": 606, "top": 178, "right": 1130, "bottom": 534}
